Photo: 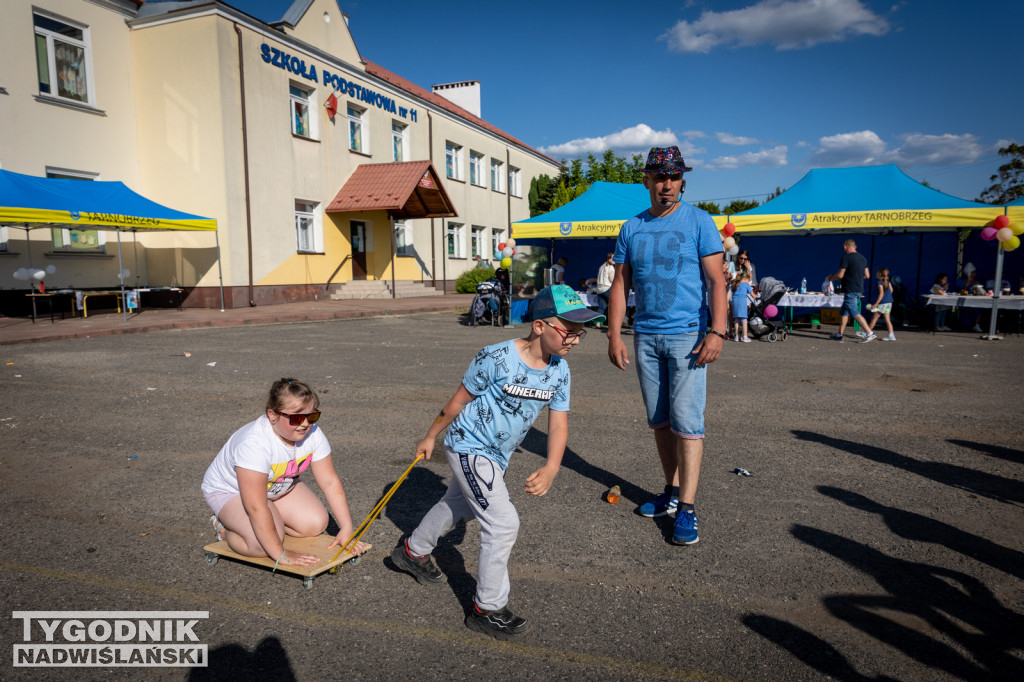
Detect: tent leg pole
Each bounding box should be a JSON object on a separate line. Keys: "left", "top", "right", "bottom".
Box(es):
{"left": 985, "top": 244, "right": 1005, "bottom": 340}
{"left": 117, "top": 229, "right": 127, "bottom": 322}
{"left": 216, "top": 230, "right": 225, "bottom": 312}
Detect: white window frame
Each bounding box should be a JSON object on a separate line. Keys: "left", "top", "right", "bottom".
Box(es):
{"left": 469, "top": 151, "right": 485, "bottom": 187}
{"left": 0, "top": 226, "right": 8, "bottom": 253}
{"left": 347, "top": 104, "right": 367, "bottom": 153}
{"left": 295, "top": 200, "right": 323, "bottom": 254}
{"left": 395, "top": 220, "right": 413, "bottom": 256}
{"left": 33, "top": 10, "right": 95, "bottom": 106}
{"left": 391, "top": 121, "right": 409, "bottom": 162}
{"left": 447, "top": 221, "right": 465, "bottom": 258}
{"left": 290, "top": 82, "right": 316, "bottom": 138}
{"left": 445, "top": 142, "right": 464, "bottom": 181}
{"left": 491, "top": 229, "right": 505, "bottom": 257}
{"left": 490, "top": 158, "right": 505, "bottom": 193}
{"left": 509, "top": 166, "right": 522, "bottom": 198}
{"left": 471, "top": 225, "right": 487, "bottom": 259}
{"left": 46, "top": 168, "right": 105, "bottom": 253}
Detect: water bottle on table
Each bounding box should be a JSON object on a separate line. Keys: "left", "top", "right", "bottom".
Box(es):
{"left": 800, "top": 278, "right": 807, "bottom": 294}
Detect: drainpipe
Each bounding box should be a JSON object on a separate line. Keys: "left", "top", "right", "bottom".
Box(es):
{"left": 506, "top": 147, "right": 511, "bottom": 235}
{"left": 428, "top": 111, "right": 437, "bottom": 291}
{"left": 235, "top": 23, "right": 256, "bottom": 306}
{"left": 389, "top": 214, "right": 397, "bottom": 299}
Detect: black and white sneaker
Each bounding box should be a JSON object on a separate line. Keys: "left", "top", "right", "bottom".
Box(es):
{"left": 465, "top": 604, "right": 531, "bottom": 640}
{"left": 391, "top": 537, "right": 446, "bottom": 585}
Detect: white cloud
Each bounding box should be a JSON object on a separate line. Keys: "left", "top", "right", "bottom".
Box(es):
{"left": 681, "top": 130, "right": 707, "bottom": 139}
{"left": 661, "top": 0, "right": 890, "bottom": 53}
{"left": 539, "top": 124, "right": 706, "bottom": 159}
{"left": 716, "top": 132, "right": 760, "bottom": 145}
{"left": 707, "top": 145, "right": 788, "bottom": 170}
{"left": 809, "top": 130, "right": 984, "bottom": 168}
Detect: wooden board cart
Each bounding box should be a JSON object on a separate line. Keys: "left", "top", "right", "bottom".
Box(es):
{"left": 202, "top": 534, "right": 369, "bottom": 590}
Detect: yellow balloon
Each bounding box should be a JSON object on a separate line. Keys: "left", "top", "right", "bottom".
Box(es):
{"left": 500, "top": 256, "right": 512, "bottom": 268}
{"left": 1010, "top": 222, "right": 1024, "bottom": 236}
{"left": 1003, "top": 236, "right": 1020, "bottom": 252}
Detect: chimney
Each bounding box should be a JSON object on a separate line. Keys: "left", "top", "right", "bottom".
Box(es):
{"left": 431, "top": 81, "right": 481, "bottom": 118}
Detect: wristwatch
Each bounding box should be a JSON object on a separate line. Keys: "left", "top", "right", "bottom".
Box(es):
{"left": 706, "top": 330, "right": 727, "bottom": 340}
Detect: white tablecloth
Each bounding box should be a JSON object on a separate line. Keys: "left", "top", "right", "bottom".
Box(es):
{"left": 925, "top": 294, "right": 1024, "bottom": 311}
{"left": 579, "top": 291, "right": 635, "bottom": 307}
{"left": 777, "top": 293, "right": 844, "bottom": 308}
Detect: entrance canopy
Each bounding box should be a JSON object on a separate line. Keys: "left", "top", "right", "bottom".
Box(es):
{"left": 0, "top": 168, "right": 216, "bottom": 231}
{"left": 512, "top": 181, "right": 650, "bottom": 239}
{"left": 327, "top": 161, "right": 456, "bottom": 219}
{"left": 727, "top": 165, "right": 1002, "bottom": 233}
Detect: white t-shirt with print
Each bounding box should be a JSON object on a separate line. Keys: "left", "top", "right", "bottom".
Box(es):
{"left": 201, "top": 415, "right": 331, "bottom": 500}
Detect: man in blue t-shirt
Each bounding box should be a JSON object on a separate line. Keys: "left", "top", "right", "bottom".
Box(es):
{"left": 826, "top": 239, "right": 874, "bottom": 343}
{"left": 607, "top": 146, "right": 727, "bottom": 546}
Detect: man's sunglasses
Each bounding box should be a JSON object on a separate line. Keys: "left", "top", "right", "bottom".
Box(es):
{"left": 275, "top": 410, "right": 321, "bottom": 426}
{"left": 542, "top": 319, "right": 587, "bottom": 343}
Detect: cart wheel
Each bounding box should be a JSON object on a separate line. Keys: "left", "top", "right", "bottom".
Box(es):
{"left": 767, "top": 332, "right": 778, "bottom": 343}
{"left": 303, "top": 576, "right": 314, "bottom": 590}
{"left": 204, "top": 551, "right": 219, "bottom": 566}
{"left": 349, "top": 555, "right": 360, "bottom": 566}
{"left": 782, "top": 330, "right": 789, "bottom": 341}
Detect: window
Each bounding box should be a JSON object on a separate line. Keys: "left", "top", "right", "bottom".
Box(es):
{"left": 471, "top": 226, "right": 486, "bottom": 258}
{"left": 47, "top": 169, "right": 105, "bottom": 252}
{"left": 509, "top": 166, "right": 522, "bottom": 197}
{"left": 392, "top": 121, "right": 408, "bottom": 162}
{"left": 469, "top": 151, "right": 484, "bottom": 187}
{"left": 395, "top": 221, "right": 413, "bottom": 256}
{"left": 348, "top": 105, "right": 367, "bottom": 152}
{"left": 446, "top": 222, "right": 465, "bottom": 258}
{"left": 491, "top": 230, "right": 504, "bottom": 257}
{"left": 295, "top": 200, "right": 323, "bottom": 253}
{"left": 34, "top": 12, "right": 93, "bottom": 105}
{"left": 490, "top": 159, "right": 504, "bottom": 192}
{"left": 445, "top": 142, "right": 463, "bottom": 181}
{"left": 290, "top": 84, "right": 315, "bottom": 138}
{"left": 0, "top": 227, "right": 8, "bottom": 253}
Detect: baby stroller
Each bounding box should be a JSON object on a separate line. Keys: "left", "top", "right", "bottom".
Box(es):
{"left": 748, "top": 277, "right": 789, "bottom": 342}
{"left": 470, "top": 278, "right": 508, "bottom": 326}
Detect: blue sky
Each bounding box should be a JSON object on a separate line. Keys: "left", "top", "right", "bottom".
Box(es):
{"left": 222, "top": 0, "right": 1021, "bottom": 205}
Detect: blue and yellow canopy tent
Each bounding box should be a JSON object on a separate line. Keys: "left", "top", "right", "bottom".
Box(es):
{"left": 0, "top": 168, "right": 222, "bottom": 316}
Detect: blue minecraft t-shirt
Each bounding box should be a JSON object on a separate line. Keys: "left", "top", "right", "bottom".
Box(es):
{"left": 614, "top": 203, "right": 723, "bottom": 334}
{"left": 445, "top": 340, "right": 571, "bottom": 469}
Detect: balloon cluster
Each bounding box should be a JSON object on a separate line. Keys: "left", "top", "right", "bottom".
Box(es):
{"left": 493, "top": 238, "right": 516, "bottom": 269}
{"left": 720, "top": 222, "right": 739, "bottom": 256}
{"left": 981, "top": 215, "right": 1022, "bottom": 252}
{"left": 12, "top": 264, "right": 56, "bottom": 281}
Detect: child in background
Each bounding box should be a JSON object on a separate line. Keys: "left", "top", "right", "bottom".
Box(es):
{"left": 731, "top": 271, "right": 753, "bottom": 342}
{"left": 866, "top": 268, "right": 896, "bottom": 341}
{"left": 391, "top": 284, "right": 604, "bottom": 641}
{"left": 930, "top": 273, "right": 951, "bottom": 331}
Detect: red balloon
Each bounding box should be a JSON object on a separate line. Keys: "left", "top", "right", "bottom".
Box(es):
{"left": 722, "top": 222, "right": 736, "bottom": 237}
{"left": 498, "top": 242, "right": 506, "bottom": 251}
{"left": 993, "top": 215, "right": 1010, "bottom": 229}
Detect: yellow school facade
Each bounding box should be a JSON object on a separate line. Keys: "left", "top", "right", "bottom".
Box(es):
{"left": 0, "top": 0, "right": 560, "bottom": 308}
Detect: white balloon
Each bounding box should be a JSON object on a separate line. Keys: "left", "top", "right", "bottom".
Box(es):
{"left": 502, "top": 247, "right": 513, "bottom": 257}
{"left": 45, "top": 264, "right": 57, "bottom": 274}
{"left": 12, "top": 268, "right": 29, "bottom": 280}
{"left": 32, "top": 269, "right": 46, "bottom": 280}
{"left": 727, "top": 245, "right": 739, "bottom": 256}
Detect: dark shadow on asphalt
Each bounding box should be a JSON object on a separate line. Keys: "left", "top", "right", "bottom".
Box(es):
{"left": 190, "top": 636, "right": 295, "bottom": 681}
{"left": 817, "top": 486, "right": 1024, "bottom": 580}
{"left": 792, "top": 430, "right": 1024, "bottom": 505}
{"left": 947, "top": 438, "right": 1024, "bottom": 465}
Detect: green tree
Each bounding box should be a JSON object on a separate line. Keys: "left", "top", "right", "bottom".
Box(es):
{"left": 978, "top": 143, "right": 1024, "bottom": 204}
{"left": 547, "top": 151, "right": 646, "bottom": 210}
{"left": 765, "top": 186, "right": 786, "bottom": 201}
{"left": 694, "top": 201, "right": 721, "bottom": 215}
{"left": 529, "top": 174, "right": 557, "bottom": 216}
{"left": 724, "top": 199, "right": 760, "bottom": 215}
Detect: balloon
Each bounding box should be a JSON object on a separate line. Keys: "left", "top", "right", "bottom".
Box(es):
{"left": 32, "top": 269, "right": 46, "bottom": 280}
{"left": 500, "top": 256, "right": 512, "bottom": 269}
{"left": 980, "top": 227, "right": 998, "bottom": 241}
{"left": 12, "top": 268, "right": 29, "bottom": 281}
{"left": 1003, "top": 236, "right": 1020, "bottom": 252}
{"left": 993, "top": 215, "right": 1009, "bottom": 229}
{"left": 723, "top": 236, "right": 736, "bottom": 250}
{"left": 727, "top": 245, "right": 739, "bottom": 256}
{"left": 497, "top": 242, "right": 506, "bottom": 251}
{"left": 506, "top": 238, "right": 516, "bottom": 248}
{"left": 502, "top": 247, "right": 513, "bottom": 257}
{"left": 1011, "top": 223, "right": 1024, "bottom": 236}
{"left": 494, "top": 250, "right": 503, "bottom": 260}
{"left": 996, "top": 227, "right": 1013, "bottom": 242}
{"left": 45, "top": 265, "right": 57, "bottom": 274}
{"left": 722, "top": 222, "right": 736, "bottom": 237}
{"left": 764, "top": 304, "right": 778, "bottom": 319}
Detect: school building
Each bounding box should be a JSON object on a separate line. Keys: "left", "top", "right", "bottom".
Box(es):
{"left": 0, "top": 0, "right": 560, "bottom": 310}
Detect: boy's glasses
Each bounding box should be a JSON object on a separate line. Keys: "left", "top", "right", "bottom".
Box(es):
{"left": 542, "top": 320, "right": 587, "bottom": 344}
{"left": 275, "top": 410, "right": 321, "bottom": 426}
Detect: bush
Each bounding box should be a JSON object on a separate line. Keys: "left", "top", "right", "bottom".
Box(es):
{"left": 456, "top": 266, "right": 496, "bottom": 294}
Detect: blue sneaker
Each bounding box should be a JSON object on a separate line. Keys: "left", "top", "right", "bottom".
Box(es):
{"left": 638, "top": 491, "right": 679, "bottom": 518}
{"left": 672, "top": 508, "right": 699, "bottom": 545}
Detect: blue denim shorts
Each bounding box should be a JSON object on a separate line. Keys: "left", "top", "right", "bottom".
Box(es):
{"left": 840, "top": 292, "right": 861, "bottom": 317}
{"left": 633, "top": 331, "right": 707, "bottom": 439}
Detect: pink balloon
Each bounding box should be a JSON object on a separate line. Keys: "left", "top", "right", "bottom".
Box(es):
{"left": 764, "top": 304, "right": 778, "bottom": 319}
{"left": 980, "top": 227, "right": 998, "bottom": 241}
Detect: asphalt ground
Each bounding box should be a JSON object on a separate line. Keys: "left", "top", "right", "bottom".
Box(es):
{"left": 0, "top": 314, "right": 1021, "bottom": 681}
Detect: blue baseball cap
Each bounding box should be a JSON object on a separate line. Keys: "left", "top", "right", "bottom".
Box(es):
{"left": 531, "top": 284, "right": 606, "bottom": 324}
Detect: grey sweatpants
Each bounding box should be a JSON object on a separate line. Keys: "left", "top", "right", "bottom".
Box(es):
{"left": 408, "top": 446, "right": 520, "bottom": 611}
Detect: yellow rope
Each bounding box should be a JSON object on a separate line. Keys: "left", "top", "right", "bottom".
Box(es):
{"left": 331, "top": 453, "right": 424, "bottom": 562}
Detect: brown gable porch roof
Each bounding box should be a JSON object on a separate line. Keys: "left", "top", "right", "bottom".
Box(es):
{"left": 326, "top": 161, "right": 457, "bottom": 220}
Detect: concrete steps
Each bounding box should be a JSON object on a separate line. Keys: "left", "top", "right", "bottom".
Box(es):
{"left": 329, "top": 280, "right": 443, "bottom": 300}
